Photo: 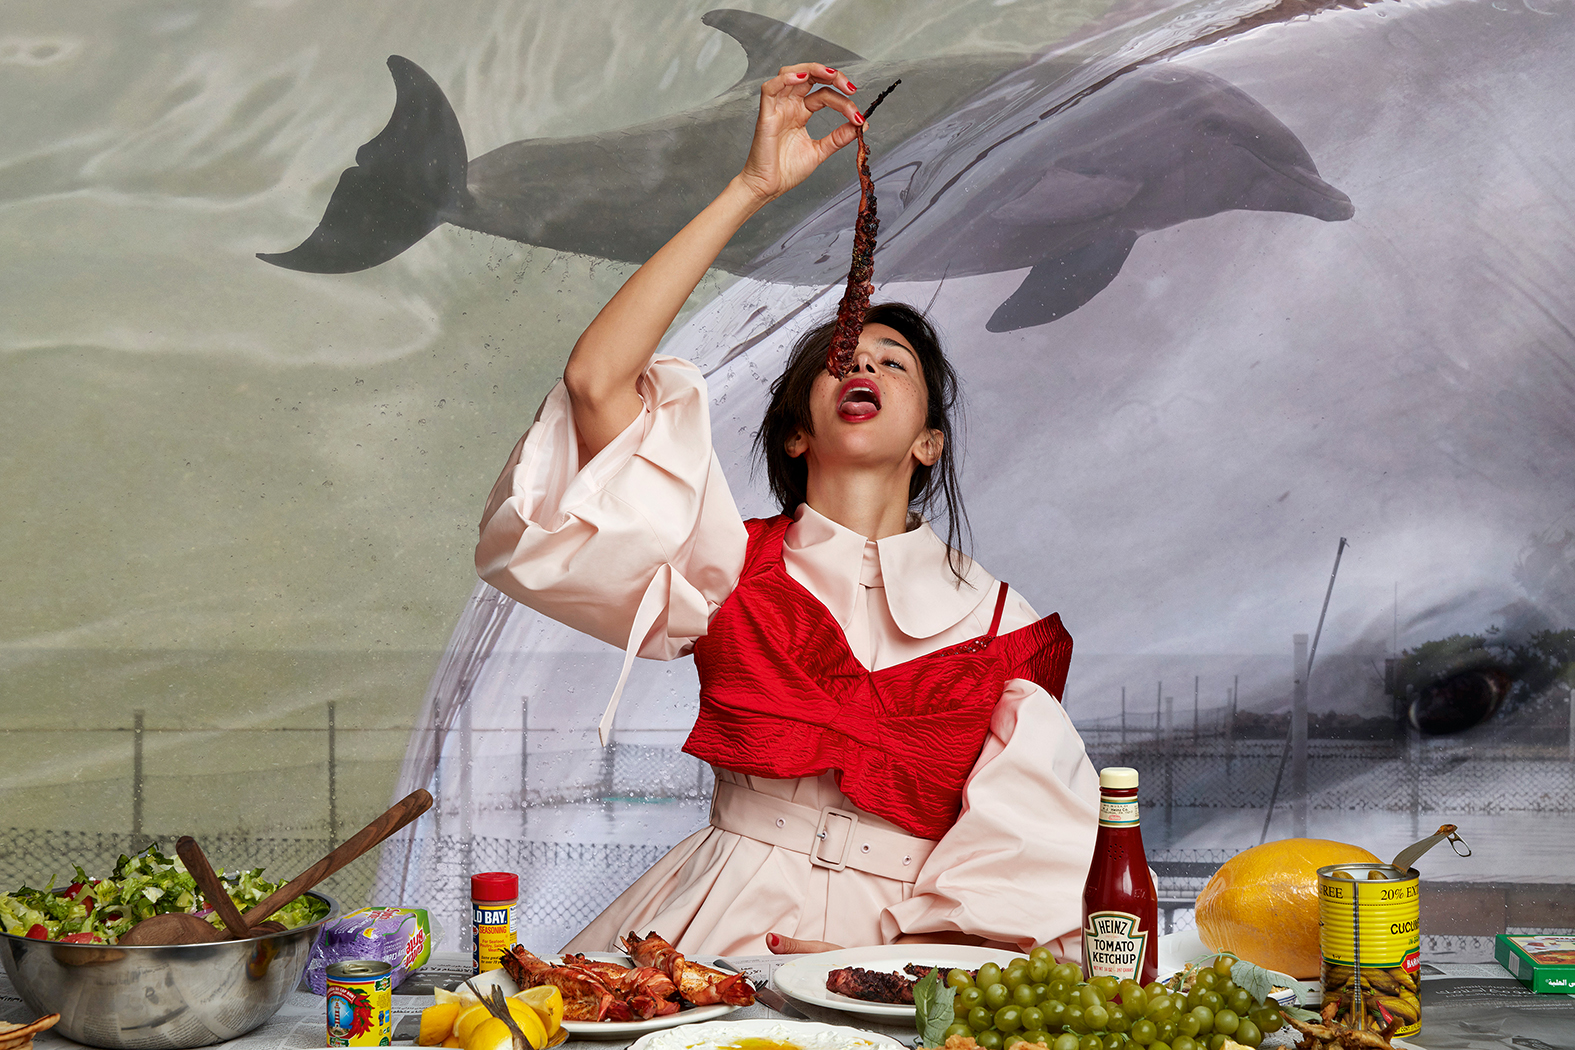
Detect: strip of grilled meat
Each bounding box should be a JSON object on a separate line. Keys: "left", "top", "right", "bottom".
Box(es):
{"left": 825, "top": 966, "right": 916, "bottom": 1004}
{"left": 824, "top": 80, "right": 901, "bottom": 380}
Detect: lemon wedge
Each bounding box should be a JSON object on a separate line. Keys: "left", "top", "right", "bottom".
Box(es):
{"left": 454, "top": 1004, "right": 495, "bottom": 1047}
{"left": 464, "top": 1003, "right": 548, "bottom": 1050}
{"left": 511, "top": 986, "right": 565, "bottom": 1039}
{"left": 418, "top": 1003, "right": 460, "bottom": 1046}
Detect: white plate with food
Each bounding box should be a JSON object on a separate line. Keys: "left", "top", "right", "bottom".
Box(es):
{"left": 1158, "top": 930, "right": 1320, "bottom": 1007}
{"left": 461, "top": 951, "right": 742, "bottom": 1038}
{"left": 772, "top": 945, "right": 1022, "bottom": 1019}
{"left": 630, "top": 1018, "right": 904, "bottom": 1050}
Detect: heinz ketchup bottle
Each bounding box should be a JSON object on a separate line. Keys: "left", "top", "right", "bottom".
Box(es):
{"left": 1082, "top": 766, "right": 1160, "bottom": 984}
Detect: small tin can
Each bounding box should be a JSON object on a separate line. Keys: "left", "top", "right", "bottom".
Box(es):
{"left": 326, "top": 959, "right": 393, "bottom": 1046}
{"left": 1318, "top": 862, "right": 1421, "bottom": 1038}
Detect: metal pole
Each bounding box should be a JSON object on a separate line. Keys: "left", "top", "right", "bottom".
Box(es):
{"left": 1194, "top": 676, "right": 1200, "bottom": 743}
{"left": 328, "top": 701, "right": 339, "bottom": 845}
{"left": 1121, "top": 687, "right": 1127, "bottom": 749}
{"left": 132, "top": 710, "right": 145, "bottom": 846}
{"left": 430, "top": 699, "right": 443, "bottom": 846}
{"left": 1164, "top": 696, "right": 1175, "bottom": 830}
{"left": 1293, "top": 633, "right": 1309, "bottom": 838}
{"left": 1260, "top": 538, "right": 1348, "bottom": 843}
{"left": 521, "top": 696, "right": 530, "bottom": 812}
{"left": 1304, "top": 538, "right": 1348, "bottom": 687}
{"left": 1156, "top": 681, "right": 1163, "bottom": 739}
{"left": 1408, "top": 722, "right": 1421, "bottom": 840}
{"left": 460, "top": 695, "right": 474, "bottom": 880}
{"left": 1228, "top": 678, "right": 1237, "bottom": 767}
{"left": 1262, "top": 731, "right": 1293, "bottom": 844}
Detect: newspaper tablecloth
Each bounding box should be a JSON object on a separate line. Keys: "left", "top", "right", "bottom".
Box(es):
{"left": 5, "top": 953, "right": 1573, "bottom": 1050}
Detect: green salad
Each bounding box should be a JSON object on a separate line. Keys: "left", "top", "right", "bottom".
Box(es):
{"left": 0, "top": 844, "right": 329, "bottom": 943}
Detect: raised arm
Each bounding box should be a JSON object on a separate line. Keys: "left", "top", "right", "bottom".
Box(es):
{"left": 563, "top": 62, "right": 863, "bottom": 459}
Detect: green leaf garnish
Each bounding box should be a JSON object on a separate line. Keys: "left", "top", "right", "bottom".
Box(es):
{"left": 1282, "top": 1003, "right": 1322, "bottom": 1022}
{"left": 913, "top": 967, "right": 956, "bottom": 1047}
{"left": 1228, "top": 958, "right": 1274, "bottom": 1003}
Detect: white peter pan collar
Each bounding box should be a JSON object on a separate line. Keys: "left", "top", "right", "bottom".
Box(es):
{"left": 783, "top": 504, "right": 997, "bottom": 642}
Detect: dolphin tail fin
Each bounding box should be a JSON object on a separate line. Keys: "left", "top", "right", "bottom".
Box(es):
{"left": 986, "top": 232, "right": 1139, "bottom": 333}
{"left": 701, "top": 9, "right": 862, "bottom": 88}
{"left": 258, "top": 56, "right": 468, "bottom": 273}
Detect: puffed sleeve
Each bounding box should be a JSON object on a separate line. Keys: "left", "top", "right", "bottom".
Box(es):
{"left": 475, "top": 355, "right": 748, "bottom": 662}
{"left": 878, "top": 680, "right": 1100, "bottom": 958}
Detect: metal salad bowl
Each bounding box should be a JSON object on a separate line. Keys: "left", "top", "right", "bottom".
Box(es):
{"left": 0, "top": 891, "right": 339, "bottom": 1050}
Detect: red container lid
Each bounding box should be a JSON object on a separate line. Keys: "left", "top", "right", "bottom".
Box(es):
{"left": 470, "top": 872, "right": 519, "bottom": 901}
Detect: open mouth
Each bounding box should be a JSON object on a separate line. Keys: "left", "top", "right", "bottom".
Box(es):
{"left": 837, "top": 378, "right": 881, "bottom": 421}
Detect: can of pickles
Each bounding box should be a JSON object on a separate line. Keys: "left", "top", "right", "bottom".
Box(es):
{"left": 326, "top": 959, "right": 393, "bottom": 1046}
{"left": 1318, "top": 863, "right": 1421, "bottom": 1038}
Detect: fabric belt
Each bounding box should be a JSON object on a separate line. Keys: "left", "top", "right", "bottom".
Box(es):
{"left": 708, "top": 778, "right": 938, "bottom": 883}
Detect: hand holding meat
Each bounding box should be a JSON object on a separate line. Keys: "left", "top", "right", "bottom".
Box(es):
{"left": 736, "top": 63, "right": 863, "bottom": 204}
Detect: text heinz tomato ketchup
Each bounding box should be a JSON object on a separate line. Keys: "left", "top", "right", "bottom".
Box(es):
{"left": 1081, "top": 766, "right": 1160, "bottom": 984}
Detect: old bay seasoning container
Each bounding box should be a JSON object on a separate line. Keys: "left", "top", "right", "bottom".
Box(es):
{"left": 325, "top": 959, "right": 393, "bottom": 1046}
{"left": 1318, "top": 862, "right": 1421, "bottom": 1038}
{"left": 471, "top": 871, "right": 519, "bottom": 974}
{"left": 1082, "top": 766, "right": 1160, "bottom": 984}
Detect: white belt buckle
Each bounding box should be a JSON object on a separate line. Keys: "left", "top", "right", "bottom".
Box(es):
{"left": 810, "top": 806, "right": 860, "bottom": 871}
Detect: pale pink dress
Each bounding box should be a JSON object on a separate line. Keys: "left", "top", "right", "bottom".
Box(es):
{"left": 476, "top": 356, "right": 1099, "bottom": 959}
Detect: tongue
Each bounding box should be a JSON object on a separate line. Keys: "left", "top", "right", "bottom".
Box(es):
{"left": 840, "top": 400, "right": 879, "bottom": 419}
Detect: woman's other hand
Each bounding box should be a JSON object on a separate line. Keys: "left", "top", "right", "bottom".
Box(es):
{"left": 767, "top": 931, "right": 844, "bottom": 954}
{"left": 737, "top": 63, "right": 862, "bottom": 204}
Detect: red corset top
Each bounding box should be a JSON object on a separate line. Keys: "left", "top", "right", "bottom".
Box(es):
{"left": 685, "top": 515, "right": 1073, "bottom": 840}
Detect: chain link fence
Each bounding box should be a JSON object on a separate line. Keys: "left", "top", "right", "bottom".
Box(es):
{"left": 1085, "top": 739, "right": 1575, "bottom": 813}
{"left": 8, "top": 708, "right": 1573, "bottom": 958}
{"left": 0, "top": 828, "right": 379, "bottom": 910}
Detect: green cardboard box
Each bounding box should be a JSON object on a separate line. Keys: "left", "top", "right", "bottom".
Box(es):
{"left": 1495, "top": 934, "right": 1575, "bottom": 993}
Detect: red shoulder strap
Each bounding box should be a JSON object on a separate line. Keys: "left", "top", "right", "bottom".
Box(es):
{"left": 987, "top": 581, "right": 1010, "bottom": 636}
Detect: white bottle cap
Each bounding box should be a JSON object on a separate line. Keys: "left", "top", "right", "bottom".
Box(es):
{"left": 1099, "top": 766, "right": 1139, "bottom": 789}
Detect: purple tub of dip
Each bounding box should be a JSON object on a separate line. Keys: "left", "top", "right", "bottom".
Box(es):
{"left": 306, "top": 906, "right": 433, "bottom": 996}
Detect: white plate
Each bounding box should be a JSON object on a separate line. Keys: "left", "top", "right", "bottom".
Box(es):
{"left": 772, "top": 945, "right": 1024, "bottom": 1019}
{"left": 1158, "top": 930, "right": 1320, "bottom": 1005}
{"left": 455, "top": 952, "right": 739, "bottom": 1038}
{"left": 629, "top": 1018, "right": 904, "bottom": 1050}
{"left": 564, "top": 1002, "right": 738, "bottom": 1040}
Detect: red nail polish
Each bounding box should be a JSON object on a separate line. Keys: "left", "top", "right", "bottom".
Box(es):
{"left": 854, "top": 113, "right": 864, "bottom": 125}
{"left": 825, "top": 68, "right": 836, "bottom": 74}
{"left": 797, "top": 72, "right": 809, "bottom": 79}
{"left": 847, "top": 82, "right": 857, "bottom": 92}
{"left": 767, "top": 933, "right": 779, "bottom": 948}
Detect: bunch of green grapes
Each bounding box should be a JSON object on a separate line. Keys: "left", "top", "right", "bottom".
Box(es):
{"left": 941, "top": 950, "right": 1286, "bottom": 1050}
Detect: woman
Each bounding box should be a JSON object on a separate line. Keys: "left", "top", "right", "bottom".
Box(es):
{"left": 476, "top": 64, "right": 1098, "bottom": 958}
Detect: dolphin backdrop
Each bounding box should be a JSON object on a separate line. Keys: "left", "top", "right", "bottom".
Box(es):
{"left": 3, "top": 0, "right": 1572, "bottom": 952}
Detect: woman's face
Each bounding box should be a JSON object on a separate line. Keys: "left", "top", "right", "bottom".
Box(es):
{"left": 785, "top": 323, "right": 944, "bottom": 472}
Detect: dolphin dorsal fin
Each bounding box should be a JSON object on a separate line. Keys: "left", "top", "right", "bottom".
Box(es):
{"left": 702, "top": 9, "right": 863, "bottom": 88}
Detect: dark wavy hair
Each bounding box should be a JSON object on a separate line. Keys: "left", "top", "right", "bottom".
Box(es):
{"left": 754, "top": 303, "right": 972, "bottom": 579}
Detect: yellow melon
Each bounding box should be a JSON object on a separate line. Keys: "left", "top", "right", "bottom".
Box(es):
{"left": 1194, "top": 838, "right": 1380, "bottom": 979}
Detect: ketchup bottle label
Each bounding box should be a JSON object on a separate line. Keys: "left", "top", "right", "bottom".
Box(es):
{"left": 1083, "top": 910, "right": 1151, "bottom": 981}
{"left": 1098, "top": 796, "right": 1139, "bottom": 826}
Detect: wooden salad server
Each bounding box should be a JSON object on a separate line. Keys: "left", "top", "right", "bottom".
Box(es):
{"left": 120, "top": 789, "right": 433, "bottom": 945}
